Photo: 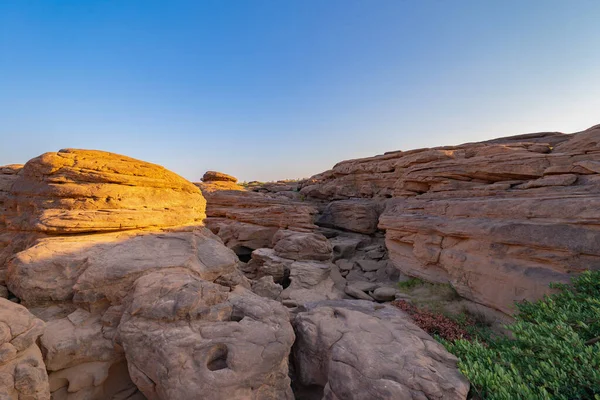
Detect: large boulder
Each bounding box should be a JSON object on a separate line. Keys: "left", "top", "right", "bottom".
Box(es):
{"left": 272, "top": 230, "right": 333, "bottom": 261}
{"left": 292, "top": 300, "right": 469, "bottom": 400}
{"left": 3, "top": 149, "right": 205, "bottom": 234}
{"left": 243, "top": 248, "right": 294, "bottom": 283}
{"left": 0, "top": 298, "right": 50, "bottom": 400}
{"left": 7, "top": 228, "right": 238, "bottom": 307}
{"left": 117, "top": 270, "right": 295, "bottom": 400}
{"left": 280, "top": 261, "right": 344, "bottom": 305}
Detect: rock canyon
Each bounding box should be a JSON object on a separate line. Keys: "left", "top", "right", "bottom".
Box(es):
{"left": 1, "top": 124, "right": 599, "bottom": 399}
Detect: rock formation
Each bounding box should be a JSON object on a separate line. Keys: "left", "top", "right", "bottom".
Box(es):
{"left": 7, "top": 123, "right": 594, "bottom": 398}
{"left": 4, "top": 149, "right": 206, "bottom": 234}
{"left": 0, "top": 298, "right": 49, "bottom": 400}
{"left": 292, "top": 300, "right": 469, "bottom": 399}
{"left": 300, "top": 125, "right": 600, "bottom": 313}
{"left": 197, "top": 174, "right": 318, "bottom": 257}
{"left": 0, "top": 150, "right": 296, "bottom": 400}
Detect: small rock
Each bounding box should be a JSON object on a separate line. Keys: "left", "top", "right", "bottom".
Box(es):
{"left": 365, "top": 248, "right": 386, "bottom": 259}
{"left": 348, "top": 281, "right": 379, "bottom": 292}
{"left": 330, "top": 236, "right": 362, "bottom": 260}
{"left": 364, "top": 271, "right": 377, "bottom": 282}
{"left": 335, "top": 259, "right": 354, "bottom": 271}
{"left": 371, "top": 287, "right": 398, "bottom": 301}
{"left": 0, "top": 285, "right": 8, "bottom": 298}
{"left": 344, "top": 285, "right": 374, "bottom": 301}
{"left": 329, "top": 263, "right": 347, "bottom": 291}
{"left": 345, "top": 269, "right": 366, "bottom": 282}
{"left": 356, "top": 260, "right": 384, "bottom": 272}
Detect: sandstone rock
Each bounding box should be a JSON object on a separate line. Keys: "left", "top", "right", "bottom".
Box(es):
{"left": 299, "top": 130, "right": 580, "bottom": 200}
{"left": 0, "top": 298, "right": 50, "bottom": 400}
{"left": 202, "top": 190, "right": 317, "bottom": 232}
{"left": 281, "top": 261, "right": 344, "bottom": 305}
{"left": 514, "top": 173, "right": 577, "bottom": 189}
{"left": 202, "top": 170, "right": 238, "bottom": 183}
{"left": 206, "top": 218, "right": 280, "bottom": 255}
{"left": 292, "top": 300, "right": 469, "bottom": 399}
{"left": 4, "top": 149, "right": 205, "bottom": 233}
{"left": 335, "top": 259, "right": 354, "bottom": 271}
{"left": 317, "top": 199, "right": 383, "bottom": 234}
{"left": 201, "top": 188, "right": 318, "bottom": 252}
{"left": 48, "top": 359, "right": 143, "bottom": 400}
{"left": 371, "top": 287, "right": 398, "bottom": 301}
{"left": 41, "top": 311, "right": 118, "bottom": 372}
{"left": 344, "top": 285, "right": 374, "bottom": 301}
{"left": 272, "top": 230, "right": 333, "bottom": 261}
{"left": 356, "top": 259, "right": 385, "bottom": 272}
{"left": 118, "top": 270, "right": 295, "bottom": 400}
{"left": 301, "top": 125, "right": 600, "bottom": 314}
{"left": 0, "top": 164, "right": 22, "bottom": 229}
{"left": 251, "top": 276, "right": 283, "bottom": 300}
{"left": 243, "top": 248, "right": 294, "bottom": 283}
{"left": 196, "top": 180, "right": 245, "bottom": 192}
{"left": 1, "top": 149, "right": 259, "bottom": 399}
{"left": 7, "top": 228, "right": 238, "bottom": 307}
{"left": 346, "top": 281, "right": 379, "bottom": 293}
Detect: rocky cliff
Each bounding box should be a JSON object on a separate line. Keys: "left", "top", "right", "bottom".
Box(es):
{"left": 300, "top": 124, "right": 600, "bottom": 313}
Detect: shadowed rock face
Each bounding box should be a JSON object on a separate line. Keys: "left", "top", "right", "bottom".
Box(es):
{"left": 301, "top": 125, "right": 600, "bottom": 313}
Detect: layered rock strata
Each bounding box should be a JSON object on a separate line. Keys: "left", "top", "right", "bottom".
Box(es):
{"left": 299, "top": 125, "right": 600, "bottom": 313}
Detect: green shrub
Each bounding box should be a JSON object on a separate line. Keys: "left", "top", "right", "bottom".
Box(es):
{"left": 443, "top": 271, "right": 600, "bottom": 400}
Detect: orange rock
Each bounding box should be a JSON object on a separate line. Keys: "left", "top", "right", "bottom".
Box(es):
{"left": 202, "top": 170, "right": 238, "bottom": 183}
{"left": 4, "top": 149, "right": 206, "bottom": 234}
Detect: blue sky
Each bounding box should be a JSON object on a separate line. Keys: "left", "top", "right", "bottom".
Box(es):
{"left": 1, "top": 1, "right": 599, "bottom": 182}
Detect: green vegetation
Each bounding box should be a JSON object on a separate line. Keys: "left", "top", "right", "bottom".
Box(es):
{"left": 397, "top": 277, "right": 425, "bottom": 290}
{"left": 443, "top": 271, "right": 600, "bottom": 400}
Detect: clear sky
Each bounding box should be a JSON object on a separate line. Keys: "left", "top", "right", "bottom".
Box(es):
{"left": 1, "top": 1, "right": 599, "bottom": 182}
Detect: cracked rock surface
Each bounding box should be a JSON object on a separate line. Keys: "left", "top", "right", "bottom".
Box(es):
{"left": 292, "top": 300, "right": 469, "bottom": 400}
{"left": 118, "top": 270, "right": 295, "bottom": 400}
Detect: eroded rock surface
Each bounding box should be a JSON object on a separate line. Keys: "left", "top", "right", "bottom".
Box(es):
{"left": 272, "top": 230, "right": 333, "bottom": 261}
{"left": 4, "top": 149, "right": 206, "bottom": 234}
{"left": 293, "top": 300, "right": 469, "bottom": 400}
{"left": 201, "top": 188, "right": 318, "bottom": 253}
{"left": 1, "top": 150, "right": 294, "bottom": 400}
{"left": 301, "top": 125, "right": 600, "bottom": 313}
{"left": 203, "top": 170, "right": 238, "bottom": 183}
{"left": 118, "top": 271, "right": 295, "bottom": 400}
{"left": 0, "top": 298, "right": 50, "bottom": 400}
